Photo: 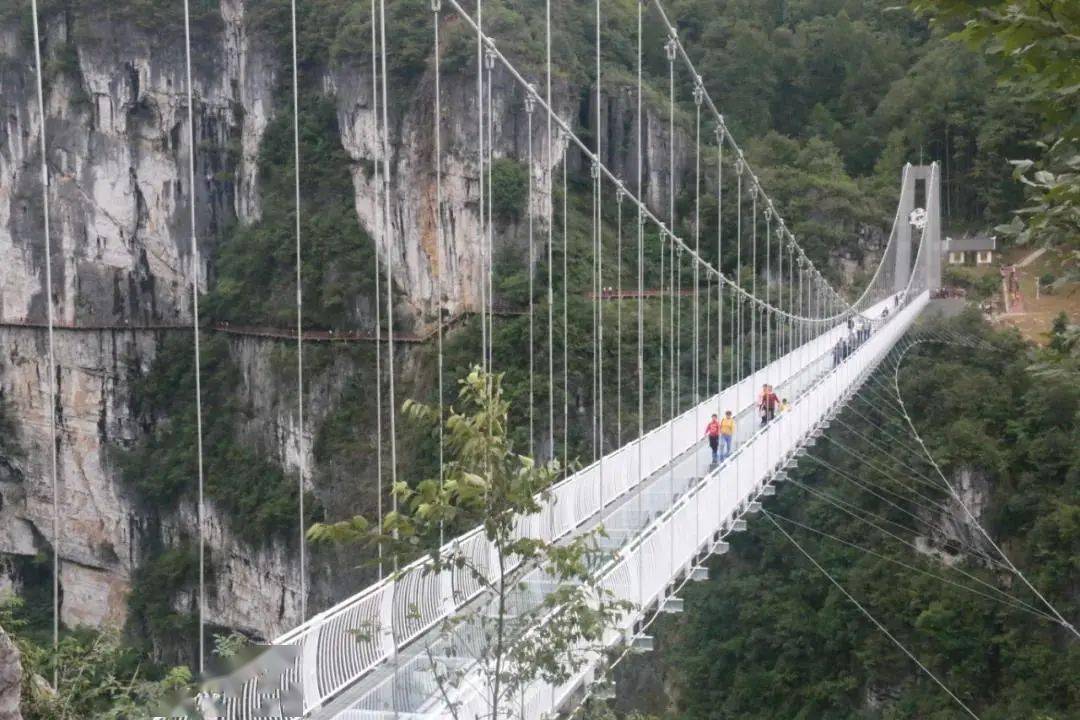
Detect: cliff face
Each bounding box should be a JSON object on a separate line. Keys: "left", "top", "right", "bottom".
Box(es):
{"left": 0, "top": 1, "right": 275, "bottom": 326}
{"left": 0, "top": 625, "right": 22, "bottom": 720}
{"left": 0, "top": 0, "right": 288, "bottom": 638}
{"left": 0, "top": 0, "right": 699, "bottom": 644}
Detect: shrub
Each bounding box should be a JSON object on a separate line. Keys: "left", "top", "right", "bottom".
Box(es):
{"left": 490, "top": 158, "right": 530, "bottom": 223}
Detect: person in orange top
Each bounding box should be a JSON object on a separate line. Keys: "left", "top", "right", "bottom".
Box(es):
{"left": 705, "top": 414, "right": 722, "bottom": 464}
{"left": 719, "top": 410, "right": 735, "bottom": 460}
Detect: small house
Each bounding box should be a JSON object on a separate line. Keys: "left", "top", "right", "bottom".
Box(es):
{"left": 943, "top": 234, "right": 996, "bottom": 266}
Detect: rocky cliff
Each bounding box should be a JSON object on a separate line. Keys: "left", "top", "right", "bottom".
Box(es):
{"left": 0, "top": 0, "right": 707, "bottom": 652}
{"left": 0, "top": 626, "right": 22, "bottom": 720}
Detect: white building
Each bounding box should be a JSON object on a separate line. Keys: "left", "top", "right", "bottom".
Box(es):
{"left": 943, "top": 234, "right": 996, "bottom": 265}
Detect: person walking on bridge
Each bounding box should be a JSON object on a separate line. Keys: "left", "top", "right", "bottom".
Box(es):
{"left": 759, "top": 384, "right": 779, "bottom": 426}
{"left": 719, "top": 410, "right": 735, "bottom": 460}
{"left": 705, "top": 414, "right": 722, "bottom": 465}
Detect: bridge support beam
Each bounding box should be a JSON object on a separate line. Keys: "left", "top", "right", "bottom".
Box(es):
{"left": 895, "top": 164, "right": 942, "bottom": 293}
{"left": 894, "top": 164, "right": 915, "bottom": 294}
{"left": 925, "top": 165, "right": 943, "bottom": 292}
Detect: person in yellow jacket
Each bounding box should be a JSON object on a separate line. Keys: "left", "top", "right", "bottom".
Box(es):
{"left": 718, "top": 410, "right": 735, "bottom": 461}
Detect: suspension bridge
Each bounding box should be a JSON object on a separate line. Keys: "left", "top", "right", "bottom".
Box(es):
{"left": 201, "top": 0, "right": 952, "bottom": 715}
{"left": 20, "top": 0, "right": 1078, "bottom": 718}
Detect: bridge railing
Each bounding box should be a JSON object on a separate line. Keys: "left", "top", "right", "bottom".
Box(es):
{"left": 455, "top": 290, "right": 929, "bottom": 720}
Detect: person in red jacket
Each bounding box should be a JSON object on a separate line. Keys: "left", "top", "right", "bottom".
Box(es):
{"left": 759, "top": 384, "right": 779, "bottom": 426}
{"left": 705, "top": 414, "right": 722, "bottom": 464}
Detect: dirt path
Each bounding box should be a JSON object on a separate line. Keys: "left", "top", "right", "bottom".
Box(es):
{"left": 991, "top": 247, "right": 1078, "bottom": 344}
{"left": 1017, "top": 247, "right": 1048, "bottom": 268}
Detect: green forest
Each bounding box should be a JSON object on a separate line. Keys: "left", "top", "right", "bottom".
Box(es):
{"left": 0, "top": 0, "right": 1076, "bottom": 716}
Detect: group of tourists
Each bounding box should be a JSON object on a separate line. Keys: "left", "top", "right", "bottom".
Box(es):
{"left": 704, "top": 411, "right": 735, "bottom": 465}
{"left": 703, "top": 383, "right": 790, "bottom": 465}
{"left": 834, "top": 315, "right": 876, "bottom": 367}
{"left": 703, "top": 299, "right": 905, "bottom": 466}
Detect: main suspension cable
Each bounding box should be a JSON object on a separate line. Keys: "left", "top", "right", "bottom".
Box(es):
{"left": 647, "top": 0, "right": 850, "bottom": 314}
{"left": 443, "top": 0, "right": 838, "bottom": 325}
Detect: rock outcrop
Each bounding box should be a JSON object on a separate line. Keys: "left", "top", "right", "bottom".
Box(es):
{"left": 0, "top": 626, "right": 22, "bottom": 720}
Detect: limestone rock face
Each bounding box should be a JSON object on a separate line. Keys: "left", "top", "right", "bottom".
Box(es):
{"left": 0, "top": 0, "right": 275, "bottom": 327}
{"left": 914, "top": 465, "right": 993, "bottom": 566}
{"left": 0, "top": 626, "right": 22, "bottom": 720}
{"left": 0, "top": 326, "right": 154, "bottom": 629}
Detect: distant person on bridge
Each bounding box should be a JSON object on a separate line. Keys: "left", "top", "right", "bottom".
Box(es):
{"left": 719, "top": 411, "right": 735, "bottom": 460}
{"left": 759, "top": 384, "right": 779, "bottom": 426}
{"left": 705, "top": 414, "right": 722, "bottom": 465}
{"left": 780, "top": 398, "right": 790, "bottom": 414}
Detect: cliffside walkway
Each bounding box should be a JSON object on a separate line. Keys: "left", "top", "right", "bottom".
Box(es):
{"left": 0, "top": 311, "right": 524, "bottom": 345}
